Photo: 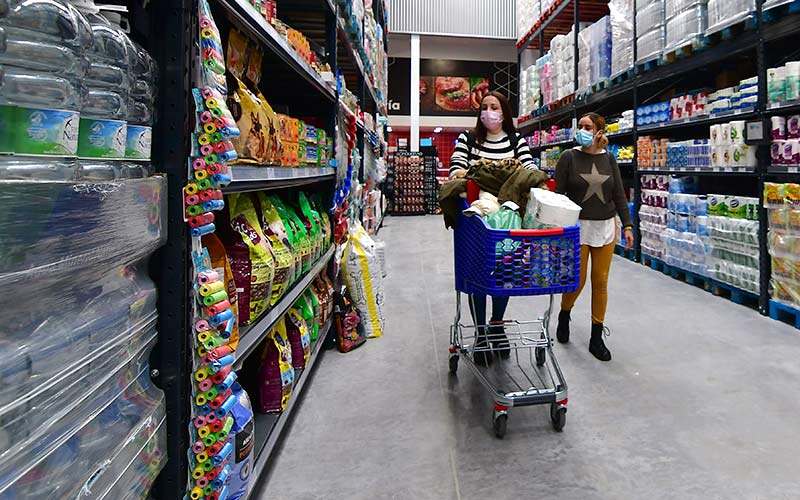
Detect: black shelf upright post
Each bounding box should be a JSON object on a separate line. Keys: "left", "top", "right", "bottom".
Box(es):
{"left": 632, "top": 0, "right": 641, "bottom": 263}
{"left": 756, "top": 0, "right": 771, "bottom": 315}
{"left": 148, "top": 0, "right": 194, "bottom": 498}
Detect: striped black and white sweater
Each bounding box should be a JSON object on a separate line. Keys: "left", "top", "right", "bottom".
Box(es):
{"left": 449, "top": 131, "right": 537, "bottom": 177}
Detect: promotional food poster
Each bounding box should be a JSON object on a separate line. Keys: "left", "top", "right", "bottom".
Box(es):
{"left": 420, "top": 76, "right": 490, "bottom": 114}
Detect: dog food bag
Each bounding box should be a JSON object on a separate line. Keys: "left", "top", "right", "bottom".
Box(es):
{"left": 228, "top": 78, "right": 269, "bottom": 164}
{"left": 333, "top": 287, "right": 367, "bottom": 353}
{"left": 303, "top": 288, "right": 322, "bottom": 330}
{"left": 310, "top": 193, "right": 332, "bottom": 250}
{"left": 202, "top": 232, "right": 241, "bottom": 348}
{"left": 261, "top": 194, "right": 301, "bottom": 283}
{"left": 272, "top": 196, "right": 312, "bottom": 273}
{"left": 297, "top": 192, "right": 324, "bottom": 260}
{"left": 226, "top": 382, "right": 254, "bottom": 500}
{"left": 229, "top": 193, "right": 276, "bottom": 324}
{"left": 311, "top": 279, "right": 330, "bottom": 325}
{"left": 255, "top": 90, "right": 282, "bottom": 164}
{"left": 226, "top": 29, "right": 248, "bottom": 79}
{"left": 342, "top": 223, "right": 385, "bottom": 338}
{"left": 257, "top": 318, "right": 294, "bottom": 413}
{"left": 294, "top": 293, "right": 319, "bottom": 341}
{"left": 255, "top": 193, "right": 294, "bottom": 305}
{"left": 285, "top": 307, "right": 311, "bottom": 369}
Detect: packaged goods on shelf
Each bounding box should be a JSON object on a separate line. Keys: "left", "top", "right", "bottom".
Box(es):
{"left": 710, "top": 120, "right": 756, "bottom": 167}
{"left": 578, "top": 16, "right": 613, "bottom": 90}
{"left": 226, "top": 382, "right": 255, "bottom": 500}
{"left": 636, "top": 0, "right": 666, "bottom": 63}
{"left": 640, "top": 174, "right": 671, "bottom": 259}
{"left": 607, "top": 110, "right": 635, "bottom": 133}
{"left": 610, "top": 0, "right": 635, "bottom": 76}
{"left": 540, "top": 125, "right": 574, "bottom": 146}
{"left": 342, "top": 223, "right": 385, "bottom": 338}
{"left": 706, "top": 0, "right": 756, "bottom": 35}
{"left": 516, "top": 0, "right": 542, "bottom": 42}
{"left": 768, "top": 61, "right": 800, "bottom": 104}
{"left": 391, "top": 151, "right": 426, "bottom": 214}
{"left": 537, "top": 54, "right": 554, "bottom": 106}
{"left": 765, "top": 183, "right": 800, "bottom": 308}
{"left": 669, "top": 91, "right": 709, "bottom": 120}
{"left": 770, "top": 114, "right": 800, "bottom": 166}
{"left": 708, "top": 76, "right": 759, "bottom": 113}
{"left": 665, "top": 3, "right": 708, "bottom": 50}
{"left": 609, "top": 144, "right": 635, "bottom": 162}
{"left": 519, "top": 63, "right": 541, "bottom": 117}
{"left": 637, "top": 136, "right": 669, "bottom": 168}
{"left": 540, "top": 146, "right": 565, "bottom": 172}
{"left": 636, "top": 101, "right": 671, "bottom": 126}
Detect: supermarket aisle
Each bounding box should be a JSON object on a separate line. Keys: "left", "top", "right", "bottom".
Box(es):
{"left": 256, "top": 216, "right": 800, "bottom": 500}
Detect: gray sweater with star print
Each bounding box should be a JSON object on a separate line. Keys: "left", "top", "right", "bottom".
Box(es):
{"left": 554, "top": 148, "right": 632, "bottom": 227}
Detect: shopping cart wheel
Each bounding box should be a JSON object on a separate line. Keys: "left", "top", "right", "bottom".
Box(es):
{"left": 535, "top": 347, "right": 546, "bottom": 367}
{"left": 493, "top": 413, "right": 508, "bottom": 438}
{"left": 448, "top": 355, "right": 459, "bottom": 374}
{"left": 550, "top": 404, "right": 567, "bottom": 432}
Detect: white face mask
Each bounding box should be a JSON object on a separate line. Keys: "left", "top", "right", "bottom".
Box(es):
{"left": 480, "top": 110, "right": 503, "bottom": 131}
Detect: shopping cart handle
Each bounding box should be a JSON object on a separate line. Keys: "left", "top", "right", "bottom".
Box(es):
{"left": 509, "top": 228, "right": 565, "bottom": 236}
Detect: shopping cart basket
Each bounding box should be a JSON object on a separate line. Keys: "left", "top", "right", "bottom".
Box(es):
{"left": 450, "top": 197, "right": 580, "bottom": 437}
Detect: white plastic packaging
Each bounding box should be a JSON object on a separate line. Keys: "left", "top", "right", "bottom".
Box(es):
{"left": 524, "top": 188, "right": 582, "bottom": 228}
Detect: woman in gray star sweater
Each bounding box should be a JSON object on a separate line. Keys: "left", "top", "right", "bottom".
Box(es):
{"left": 553, "top": 112, "right": 633, "bottom": 362}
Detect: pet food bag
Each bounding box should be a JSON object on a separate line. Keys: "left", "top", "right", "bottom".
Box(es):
{"left": 226, "top": 29, "right": 248, "bottom": 79}
{"left": 298, "top": 192, "right": 324, "bottom": 260}
{"left": 285, "top": 307, "right": 311, "bottom": 369}
{"left": 334, "top": 287, "right": 367, "bottom": 353}
{"left": 257, "top": 318, "right": 294, "bottom": 413}
{"left": 342, "top": 223, "right": 385, "bottom": 338}
{"left": 202, "top": 233, "right": 241, "bottom": 348}
{"left": 226, "top": 382, "right": 254, "bottom": 500}
{"left": 255, "top": 90, "right": 282, "bottom": 164}
{"left": 228, "top": 78, "right": 269, "bottom": 164}
{"left": 311, "top": 277, "right": 330, "bottom": 325}
{"left": 228, "top": 193, "right": 276, "bottom": 325}
{"left": 294, "top": 293, "right": 319, "bottom": 341}
{"left": 284, "top": 195, "right": 319, "bottom": 264}
{"left": 310, "top": 193, "right": 332, "bottom": 251}
{"left": 262, "top": 194, "right": 301, "bottom": 283}
{"left": 304, "top": 288, "right": 322, "bottom": 325}
{"left": 523, "top": 188, "right": 582, "bottom": 229}
{"left": 255, "top": 193, "right": 294, "bottom": 305}
{"left": 272, "top": 196, "right": 312, "bottom": 274}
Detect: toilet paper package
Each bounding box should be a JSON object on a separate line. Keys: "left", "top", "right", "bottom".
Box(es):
{"left": 787, "top": 115, "right": 800, "bottom": 139}
{"left": 710, "top": 124, "right": 721, "bottom": 146}
{"left": 769, "top": 66, "right": 787, "bottom": 103}
{"left": 773, "top": 116, "right": 787, "bottom": 140}
{"left": 730, "top": 120, "right": 746, "bottom": 145}
{"left": 785, "top": 140, "right": 800, "bottom": 165}
{"left": 721, "top": 145, "right": 733, "bottom": 167}
{"left": 523, "top": 188, "right": 582, "bottom": 229}
{"left": 785, "top": 61, "right": 800, "bottom": 101}
{"left": 721, "top": 123, "right": 732, "bottom": 145}
{"left": 773, "top": 140, "right": 786, "bottom": 165}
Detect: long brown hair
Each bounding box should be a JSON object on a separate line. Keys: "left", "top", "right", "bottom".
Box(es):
{"left": 474, "top": 91, "right": 517, "bottom": 144}
{"left": 580, "top": 112, "right": 609, "bottom": 149}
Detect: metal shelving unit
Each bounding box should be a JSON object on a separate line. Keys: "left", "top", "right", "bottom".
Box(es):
{"left": 148, "top": 0, "right": 388, "bottom": 498}
{"left": 517, "top": 0, "right": 800, "bottom": 316}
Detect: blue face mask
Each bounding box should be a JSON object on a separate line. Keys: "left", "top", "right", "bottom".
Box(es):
{"left": 575, "top": 129, "right": 595, "bottom": 147}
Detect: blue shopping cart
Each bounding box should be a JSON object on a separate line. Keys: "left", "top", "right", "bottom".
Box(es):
{"left": 449, "top": 194, "right": 581, "bottom": 437}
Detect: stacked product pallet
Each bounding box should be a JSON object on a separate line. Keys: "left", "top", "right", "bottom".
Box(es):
{"left": 0, "top": 2, "right": 168, "bottom": 497}
{"left": 640, "top": 174, "right": 670, "bottom": 259}
{"left": 424, "top": 155, "right": 440, "bottom": 214}
{"left": 578, "top": 16, "right": 612, "bottom": 91}
{"left": 664, "top": 0, "right": 708, "bottom": 53}
{"left": 636, "top": 0, "right": 666, "bottom": 64}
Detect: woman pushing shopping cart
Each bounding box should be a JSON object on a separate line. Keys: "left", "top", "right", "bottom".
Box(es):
{"left": 441, "top": 92, "right": 580, "bottom": 438}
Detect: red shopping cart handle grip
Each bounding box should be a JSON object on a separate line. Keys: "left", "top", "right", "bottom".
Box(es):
{"left": 509, "top": 227, "right": 565, "bottom": 236}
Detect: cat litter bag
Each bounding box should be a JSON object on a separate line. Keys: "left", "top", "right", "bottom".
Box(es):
{"left": 227, "top": 382, "right": 255, "bottom": 500}
{"left": 342, "top": 223, "right": 385, "bottom": 338}
{"left": 523, "top": 188, "right": 582, "bottom": 229}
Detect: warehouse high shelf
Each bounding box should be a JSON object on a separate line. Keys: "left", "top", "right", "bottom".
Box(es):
{"left": 516, "top": 0, "right": 800, "bottom": 316}
{"left": 146, "top": 0, "right": 389, "bottom": 498}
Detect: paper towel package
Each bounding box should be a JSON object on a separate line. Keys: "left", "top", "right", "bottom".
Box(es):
{"left": 524, "top": 188, "right": 582, "bottom": 229}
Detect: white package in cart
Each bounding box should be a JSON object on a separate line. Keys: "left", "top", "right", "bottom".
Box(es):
{"left": 523, "top": 188, "right": 582, "bottom": 229}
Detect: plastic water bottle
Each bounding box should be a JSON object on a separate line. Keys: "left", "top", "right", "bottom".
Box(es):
{"left": 0, "top": 0, "right": 89, "bottom": 157}
{"left": 75, "top": 9, "right": 130, "bottom": 159}
{"left": 125, "top": 37, "right": 157, "bottom": 161}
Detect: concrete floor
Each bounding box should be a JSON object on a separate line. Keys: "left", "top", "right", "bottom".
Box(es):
{"left": 255, "top": 215, "right": 800, "bottom": 500}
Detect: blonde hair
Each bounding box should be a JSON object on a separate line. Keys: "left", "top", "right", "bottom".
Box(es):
{"left": 580, "top": 112, "right": 609, "bottom": 149}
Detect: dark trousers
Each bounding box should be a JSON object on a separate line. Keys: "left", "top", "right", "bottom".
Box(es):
{"left": 468, "top": 294, "right": 510, "bottom": 328}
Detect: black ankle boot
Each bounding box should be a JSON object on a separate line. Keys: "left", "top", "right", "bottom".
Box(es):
{"left": 556, "top": 310, "right": 571, "bottom": 343}
{"left": 488, "top": 321, "right": 510, "bottom": 357}
{"left": 589, "top": 323, "right": 611, "bottom": 361}
{"left": 473, "top": 327, "right": 493, "bottom": 366}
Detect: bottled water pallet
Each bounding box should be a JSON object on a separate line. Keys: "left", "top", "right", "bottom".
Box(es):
{"left": 610, "top": 68, "right": 635, "bottom": 86}
{"left": 769, "top": 300, "right": 800, "bottom": 329}
{"left": 642, "top": 254, "right": 670, "bottom": 274}
{"left": 707, "top": 14, "right": 759, "bottom": 43}
{"left": 661, "top": 36, "right": 710, "bottom": 64}
{"left": 614, "top": 245, "right": 635, "bottom": 261}
{"left": 763, "top": 0, "right": 800, "bottom": 21}
{"left": 709, "top": 279, "right": 759, "bottom": 307}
